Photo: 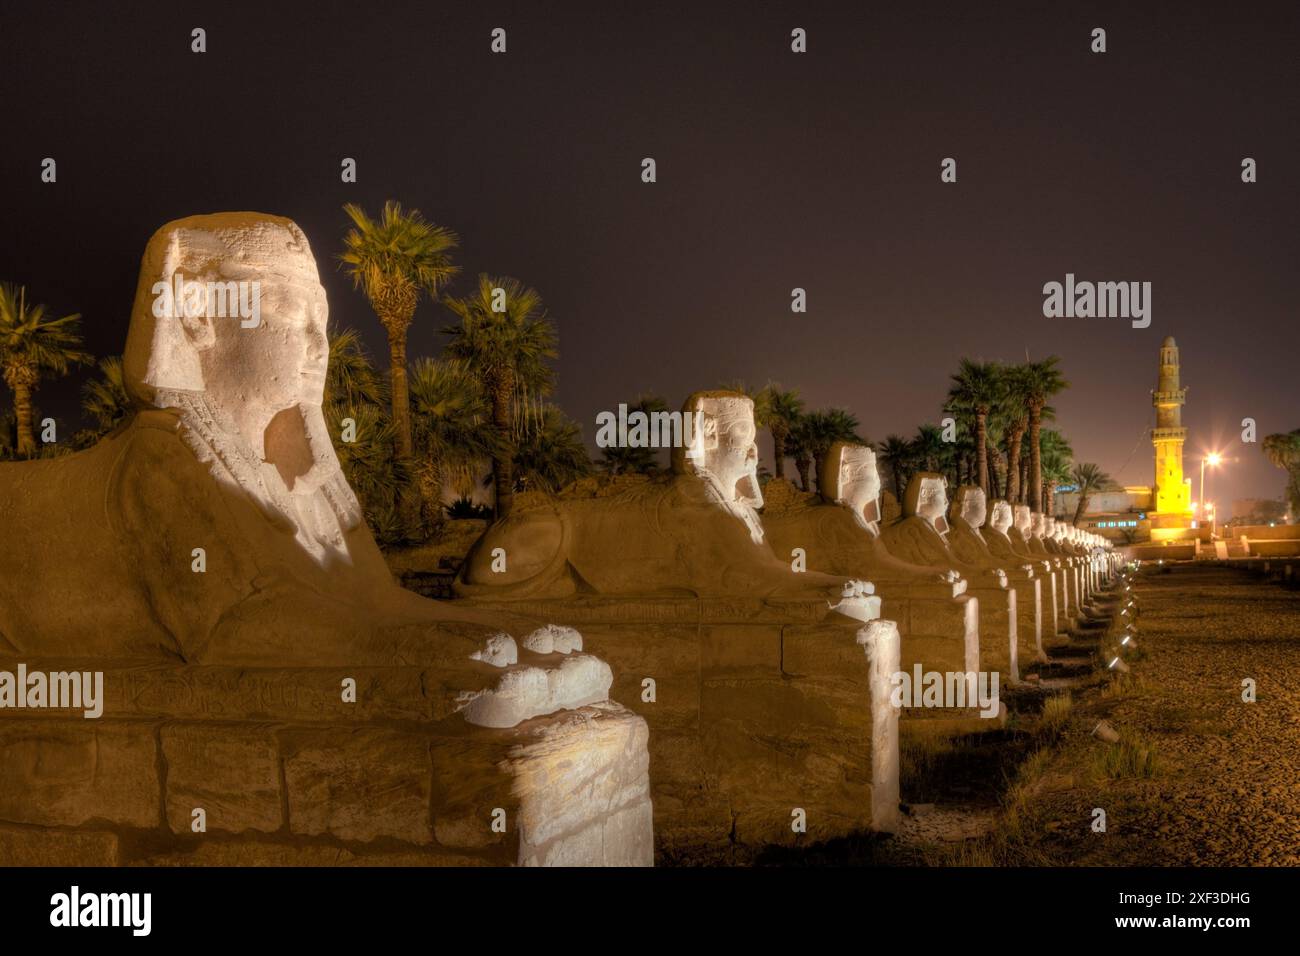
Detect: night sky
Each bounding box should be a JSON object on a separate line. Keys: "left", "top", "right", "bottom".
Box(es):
{"left": 3, "top": 1, "right": 1297, "bottom": 513}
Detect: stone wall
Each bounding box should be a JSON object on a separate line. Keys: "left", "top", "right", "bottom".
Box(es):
{"left": 0, "top": 660, "right": 651, "bottom": 866}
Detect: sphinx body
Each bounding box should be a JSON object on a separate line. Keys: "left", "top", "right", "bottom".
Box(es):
{"left": 763, "top": 446, "right": 980, "bottom": 678}
{"left": 459, "top": 391, "right": 865, "bottom": 606}
{"left": 0, "top": 213, "right": 652, "bottom": 866}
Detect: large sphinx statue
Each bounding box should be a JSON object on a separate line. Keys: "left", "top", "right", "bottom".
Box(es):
{"left": 458, "top": 390, "right": 864, "bottom": 606}
{"left": 763, "top": 445, "right": 979, "bottom": 676}
{"left": 0, "top": 213, "right": 652, "bottom": 866}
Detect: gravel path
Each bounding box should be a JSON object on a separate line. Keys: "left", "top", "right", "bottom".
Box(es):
{"left": 1032, "top": 564, "right": 1300, "bottom": 865}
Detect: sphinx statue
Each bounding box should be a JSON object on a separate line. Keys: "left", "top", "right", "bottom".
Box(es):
{"left": 455, "top": 399, "right": 898, "bottom": 850}
{"left": 1011, "top": 506, "right": 1066, "bottom": 638}
{"left": 763, "top": 445, "right": 979, "bottom": 677}
{"left": 946, "top": 487, "right": 1044, "bottom": 672}
{"left": 0, "top": 213, "right": 652, "bottom": 866}
{"left": 1042, "top": 516, "right": 1083, "bottom": 625}
{"left": 876, "top": 476, "right": 1021, "bottom": 680}
{"left": 458, "top": 390, "right": 865, "bottom": 608}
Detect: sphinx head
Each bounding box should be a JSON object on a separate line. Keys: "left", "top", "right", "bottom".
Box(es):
{"left": 122, "top": 212, "right": 359, "bottom": 563}
{"left": 950, "top": 485, "right": 987, "bottom": 530}
{"left": 989, "top": 499, "right": 1014, "bottom": 535}
{"left": 1014, "top": 504, "right": 1032, "bottom": 535}
{"left": 676, "top": 390, "right": 764, "bottom": 538}
{"left": 903, "top": 472, "right": 949, "bottom": 535}
{"left": 1032, "top": 513, "right": 1047, "bottom": 537}
{"left": 820, "top": 442, "right": 882, "bottom": 533}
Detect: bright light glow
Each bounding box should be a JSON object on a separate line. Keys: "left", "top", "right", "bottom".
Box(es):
{"left": 1206, "top": 453, "right": 1222, "bottom": 466}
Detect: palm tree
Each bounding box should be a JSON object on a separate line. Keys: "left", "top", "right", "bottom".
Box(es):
{"left": 443, "top": 274, "right": 557, "bottom": 519}
{"left": 408, "top": 356, "right": 497, "bottom": 535}
{"left": 76, "top": 356, "right": 132, "bottom": 446}
{"left": 1021, "top": 357, "right": 1069, "bottom": 512}
{"left": 945, "top": 359, "right": 1004, "bottom": 496}
{"left": 1039, "top": 428, "right": 1073, "bottom": 515}
{"left": 999, "top": 364, "right": 1032, "bottom": 505}
{"left": 1071, "top": 462, "right": 1112, "bottom": 525}
{"left": 599, "top": 393, "right": 669, "bottom": 476}
{"left": 802, "top": 408, "right": 863, "bottom": 494}
{"left": 1263, "top": 430, "right": 1300, "bottom": 515}
{"left": 911, "top": 423, "right": 947, "bottom": 473}
{"left": 879, "top": 434, "right": 912, "bottom": 503}
{"left": 514, "top": 404, "right": 592, "bottom": 493}
{"left": 756, "top": 383, "right": 803, "bottom": 480}
{"left": 339, "top": 201, "right": 459, "bottom": 461}
{"left": 788, "top": 414, "right": 815, "bottom": 491}
{"left": 324, "top": 325, "right": 388, "bottom": 412}
{"left": 0, "top": 283, "right": 91, "bottom": 457}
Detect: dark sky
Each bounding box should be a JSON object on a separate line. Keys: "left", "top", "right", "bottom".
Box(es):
{"left": 3, "top": 0, "right": 1297, "bottom": 513}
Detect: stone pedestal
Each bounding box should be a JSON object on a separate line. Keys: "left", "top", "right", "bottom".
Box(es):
{"left": 0, "top": 658, "right": 652, "bottom": 866}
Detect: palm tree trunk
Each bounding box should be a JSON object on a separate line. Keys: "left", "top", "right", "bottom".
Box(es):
{"left": 796, "top": 456, "right": 812, "bottom": 492}
{"left": 1028, "top": 407, "right": 1043, "bottom": 513}
{"left": 13, "top": 378, "right": 36, "bottom": 458}
{"left": 386, "top": 330, "right": 413, "bottom": 460}
{"left": 1006, "top": 426, "right": 1024, "bottom": 504}
{"left": 975, "top": 412, "right": 989, "bottom": 495}
{"left": 772, "top": 426, "right": 788, "bottom": 480}
{"left": 1045, "top": 478, "right": 1057, "bottom": 516}
{"left": 491, "top": 370, "right": 516, "bottom": 519}
{"left": 1073, "top": 493, "right": 1090, "bottom": 526}
{"left": 893, "top": 468, "right": 904, "bottom": 504}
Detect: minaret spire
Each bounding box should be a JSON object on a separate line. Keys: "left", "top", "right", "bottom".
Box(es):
{"left": 1151, "top": 336, "right": 1191, "bottom": 519}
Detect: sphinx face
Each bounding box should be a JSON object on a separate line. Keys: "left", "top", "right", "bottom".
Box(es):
{"left": 990, "top": 500, "right": 1013, "bottom": 534}
{"left": 1014, "top": 504, "right": 1032, "bottom": 535}
{"left": 837, "top": 445, "right": 882, "bottom": 526}
{"left": 1032, "top": 513, "right": 1046, "bottom": 537}
{"left": 199, "top": 277, "right": 329, "bottom": 415}
{"left": 692, "top": 395, "right": 763, "bottom": 508}
{"left": 917, "top": 477, "right": 949, "bottom": 534}
{"left": 959, "top": 488, "right": 987, "bottom": 528}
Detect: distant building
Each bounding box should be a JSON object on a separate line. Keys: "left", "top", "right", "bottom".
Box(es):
{"left": 1055, "top": 486, "right": 1152, "bottom": 543}
{"left": 1054, "top": 337, "right": 1206, "bottom": 545}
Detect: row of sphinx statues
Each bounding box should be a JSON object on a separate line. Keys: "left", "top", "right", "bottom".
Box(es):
{"left": 0, "top": 213, "right": 1120, "bottom": 864}
{"left": 457, "top": 388, "right": 1118, "bottom": 686}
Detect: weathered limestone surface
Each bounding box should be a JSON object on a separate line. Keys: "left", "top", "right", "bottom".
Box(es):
{"left": 0, "top": 213, "right": 651, "bottom": 867}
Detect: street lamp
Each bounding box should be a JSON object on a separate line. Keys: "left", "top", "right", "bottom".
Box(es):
{"left": 1199, "top": 453, "right": 1222, "bottom": 528}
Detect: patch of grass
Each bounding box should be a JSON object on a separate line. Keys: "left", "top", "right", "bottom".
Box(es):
{"left": 1093, "top": 734, "right": 1158, "bottom": 780}
{"left": 1100, "top": 671, "right": 1149, "bottom": 700}
{"left": 1040, "top": 694, "right": 1073, "bottom": 739}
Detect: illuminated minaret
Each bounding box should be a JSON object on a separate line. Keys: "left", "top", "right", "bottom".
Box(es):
{"left": 1151, "top": 336, "right": 1192, "bottom": 521}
